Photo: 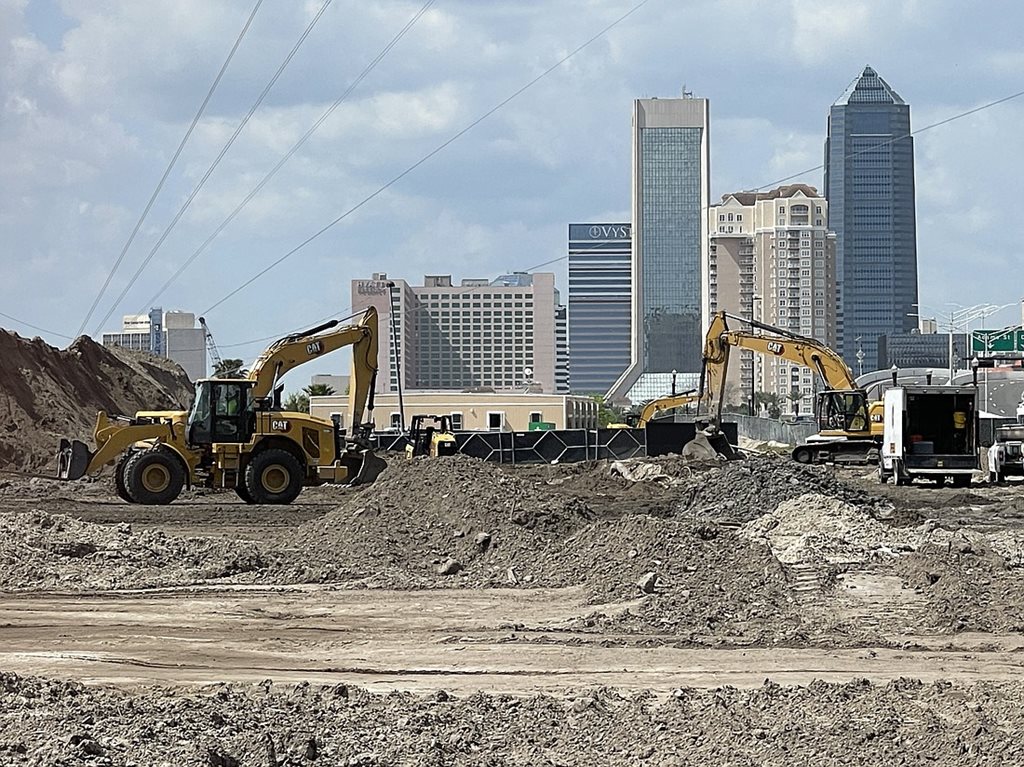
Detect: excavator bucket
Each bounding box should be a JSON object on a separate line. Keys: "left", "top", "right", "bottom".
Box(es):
{"left": 56, "top": 438, "right": 92, "bottom": 481}
{"left": 349, "top": 449, "right": 387, "bottom": 486}
{"left": 682, "top": 427, "right": 740, "bottom": 461}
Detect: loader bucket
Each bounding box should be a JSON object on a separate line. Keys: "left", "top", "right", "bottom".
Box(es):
{"left": 349, "top": 449, "right": 387, "bottom": 486}
{"left": 57, "top": 438, "right": 92, "bottom": 480}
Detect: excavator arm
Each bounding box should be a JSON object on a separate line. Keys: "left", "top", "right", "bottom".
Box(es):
{"left": 247, "top": 307, "right": 379, "bottom": 437}
{"left": 635, "top": 391, "right": 701, "bottom": 428}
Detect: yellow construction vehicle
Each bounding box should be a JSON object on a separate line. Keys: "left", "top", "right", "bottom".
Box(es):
{"left": 405, "top": 415, "right": 458, "bottom": 458}
{"left": 56, "top": 308, "right": 386, "bottom": 504}
{"left": 609, "top": 391, "right": 702, "bottom": 429}
{"left": 701, "top": 311, "right": 883, "bottom": 464}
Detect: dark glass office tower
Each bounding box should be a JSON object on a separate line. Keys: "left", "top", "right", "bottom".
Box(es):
{"left": 825, "top": 66, "right": 918, "bottom": 370}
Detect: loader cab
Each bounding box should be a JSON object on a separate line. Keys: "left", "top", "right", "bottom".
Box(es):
{"left": 187, "top": 379, "right": 256, "bottom": 445}
{"left": 816, "top": 389, "right": 870, "bottom": 435}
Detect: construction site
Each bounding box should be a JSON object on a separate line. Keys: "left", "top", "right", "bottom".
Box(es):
{"left": 0, "top": 328, "right": 1022, "bottom": 765}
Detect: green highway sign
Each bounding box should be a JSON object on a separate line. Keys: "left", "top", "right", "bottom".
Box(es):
{"left": 971, "top": 327, "right": 1024, "bottom": 353}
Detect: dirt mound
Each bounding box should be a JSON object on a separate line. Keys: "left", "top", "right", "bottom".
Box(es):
{"left": 0, "top": 331, "right": 194, "bottom": 471}
{"left": 0, "top": 510, "right": 268, "bottom": 591}
{"left": 274, "top": 455, "right": 595, "bottom": 587}
{"left": 894, "top": 542, "right": 1024, "bottom": 634}
{"left": 1, "top": 674, "right": 1023, "bottom": 765}
{"left": 562, "top": 515, "right": 799, "bottom": 643}
{"left": 676, "top": 454, "right": 892, "bottom": 523}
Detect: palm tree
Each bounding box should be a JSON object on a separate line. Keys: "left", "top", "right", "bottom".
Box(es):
{"left": 213, "top": 358, "right": 247, "bottom": 378}
{"left": 283, "top": 392, "right": 310, "bottom": 413}
{"left": 303, "top": 383, "right": 336, "bottom": 397}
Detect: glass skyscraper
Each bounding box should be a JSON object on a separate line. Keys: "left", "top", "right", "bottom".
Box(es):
{"left": 825, "top": 66, "right": 919, "bottom": 370}
{"left": 567, "top": 223, "right": 632, "bottom": 394}
{"left": 607, "top": 97, "right": 710, "bottom": 403}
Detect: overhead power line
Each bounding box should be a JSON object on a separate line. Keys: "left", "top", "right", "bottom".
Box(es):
{"left": 138, "top": 0, "right": 437, "bottom": 312}
{"left": 200, "top": 0, "right": 654, "bottom": 317}
{"left": 0, "top": 311, "right": 75, "bottom": 340}
{"left": 76, "top": 0, "right": 265, "bottom": 337}
{"left": 91, "top": 0, "right": 334, "bottom": 337}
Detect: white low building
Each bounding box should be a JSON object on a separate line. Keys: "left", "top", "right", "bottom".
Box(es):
{"left": 310, "top": 390, "right": 599, "bottom": 432}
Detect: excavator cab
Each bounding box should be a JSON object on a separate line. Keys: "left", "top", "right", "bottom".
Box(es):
{"left": 816, "top": 389, "right": 870, "bottom": 435}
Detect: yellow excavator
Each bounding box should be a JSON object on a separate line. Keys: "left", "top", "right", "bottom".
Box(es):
{"left": 56, "top": 308, "right": 387, "bottom": 504}
{"left": 700, "top": 311, "right": 882, "bottom": 464}
{"left": 611, "top": 391, "right": 702, "bottom": 428}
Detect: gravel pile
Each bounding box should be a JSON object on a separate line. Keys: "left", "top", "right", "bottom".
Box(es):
{"left": 0, "top": 510, "right": 268, "bottom": 591}
{"left": 1, "top": 674, "right": 1022, "bottom": 766}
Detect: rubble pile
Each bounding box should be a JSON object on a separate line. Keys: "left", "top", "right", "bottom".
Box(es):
{"left": 1, "top": 674, "right": 1023, "bottom": 766}
{"left": 0, "top": 510, "right": 268, "bottom": 591}
{"left": 0, "top": 331, "right": 193, "bottom": 471}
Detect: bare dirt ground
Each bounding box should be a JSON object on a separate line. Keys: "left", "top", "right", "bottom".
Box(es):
{"left": 3, "top": 454, "right": 1024, "bottom": 763}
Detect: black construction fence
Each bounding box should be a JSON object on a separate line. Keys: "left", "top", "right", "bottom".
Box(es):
{"left": 370, "top": 421, "right": 738, "bottom": 465}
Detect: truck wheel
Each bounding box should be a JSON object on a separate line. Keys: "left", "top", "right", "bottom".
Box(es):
{"left": 244, "top": 449, "right": 303, "bottom": 505}
{"left": 951, "top": 474, "right": 970, "bottom": 489}
{"left": 114, "top": 452, "right": 136, "bottom": 503}
{"left": 125, "top": 448, "right": 185, "bottom": 505}
{"left": 934, "top": 475, "right": 946, "bottom": 487}
{"left": 877, "top": 465, "right": 889, "bottom": 484}
{"left": 792, "top": 447, "right": 813, "bottom": 464}
{"left": 234, "top": 483, "right": 255, "bottom": 504}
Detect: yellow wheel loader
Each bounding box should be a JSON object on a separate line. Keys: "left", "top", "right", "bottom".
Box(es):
{"left": 57, "top": 308, "right": 387, "bottom": 505}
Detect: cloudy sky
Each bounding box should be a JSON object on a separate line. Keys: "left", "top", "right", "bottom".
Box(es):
{"left": 2, "top": 0, "right": 1022, "bottom": 383}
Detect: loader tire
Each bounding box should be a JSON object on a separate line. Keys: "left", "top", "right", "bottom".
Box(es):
{"left": 245, "top": 449, "right": 303, "bottom": 505}
{"left": 114, "top": 452, "right": 136, "bottom": 503}
{"left": 234, "top": 483, "right": 255, "bottom": 504}
{"left": 125, "top": 448, "right": 185, "bottom": 505}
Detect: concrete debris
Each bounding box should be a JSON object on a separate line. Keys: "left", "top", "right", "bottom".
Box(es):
{"left": 437, "top": 558, "right": 462, "bottom": 576}
{"left": 636, "top": 571, "right": 658, "bottom": 594}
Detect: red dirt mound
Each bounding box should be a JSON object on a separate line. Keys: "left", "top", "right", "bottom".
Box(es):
{"left": 0, "top": 330, "right": 194, "bottom": 471}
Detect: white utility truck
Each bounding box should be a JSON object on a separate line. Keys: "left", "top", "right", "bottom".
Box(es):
{"left": 879, "top": 385, "right": 979, "bottom": 487}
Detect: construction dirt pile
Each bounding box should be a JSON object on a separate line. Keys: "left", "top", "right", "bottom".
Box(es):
{"left": 1, "top": 674, "right": 1022, "bottom": 766}
{"left": 739, "top": 493, "right": 975, "bottom": 566}
{"left": 894, "top": 541, "right": 1024, "bottom": 634}
{"left": 0, "top": 509, "right": 267, "bottom": 591}
{"left": 275, "top": 455, "right": 596, "bottom": 588}
{"left": 561, "top": 515, "right": 799, "bottom": 643}
{"left": 0, "top": 331, "right": 194, "bottom": 471}
{"left": 674, "top": 454, "right": 895, "bottom": 523}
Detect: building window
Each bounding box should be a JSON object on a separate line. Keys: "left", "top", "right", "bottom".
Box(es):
{"left": 449, "top": 412, "right": 463, "bottom": 430}
{"left": 529, "top": 411, "right": 543, "bottom": 424}
{"left": 736, "top": 213, "right": 743, "bottom": 221}
{"left": 390, "top": 412, "right": 401, "bottom": 429}
{"left": 487, "top": 411, "right": 505, "bottom": 430}
{"left": 727, "top": 213, "right": 734, "bottom": 221}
